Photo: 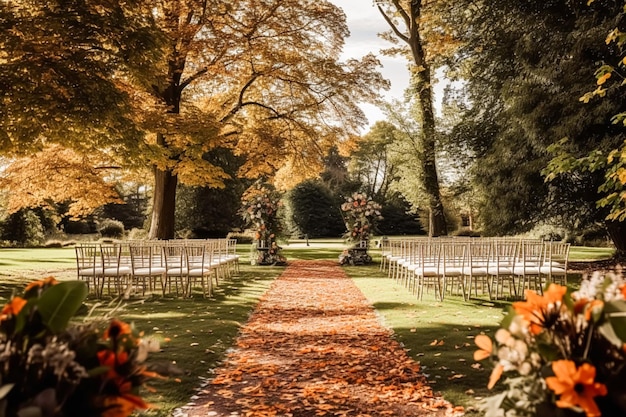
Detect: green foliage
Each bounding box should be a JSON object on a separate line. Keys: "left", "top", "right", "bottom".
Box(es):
{"left": 286, "top": 180, "right": 345, "bottom": 238}
{"left": 447, "top": 0, "right": 626, "bottom": 244}
{"left": 377, "top": 194, "right": 424, "bottom": 235}
{"left": 96, "top": 218, "right": 125, "bottom": 238}
{"left": 348, "top": 121, "right": 400, "bottom": 201}
{"left": 0, "top": 209, "right": 45, "bottom": 247}
{"left": 98, "top": 188, "right": 149, "bottom": 231}
{"left": 176, "top": 149, "right": 250, "bottom": 238}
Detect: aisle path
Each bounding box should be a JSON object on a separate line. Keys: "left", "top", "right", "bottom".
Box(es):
{"left": 181, "top": 260, "right": 455, "bottom": 417}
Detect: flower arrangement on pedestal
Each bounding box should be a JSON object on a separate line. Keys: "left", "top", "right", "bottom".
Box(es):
{"left": 474, "top": 271, "right": 626, "bottom": 417}
{"left": 0, "top": 277, "right": 159, "bottom": 417}
{"left": 339, "top": 193, "right": 382, "bottom": 265}
{"left": 240, "top": 182, "right": 285, "bottom": 265}
{"left": 340, "top": 192, "right": 382, "bottom": 245}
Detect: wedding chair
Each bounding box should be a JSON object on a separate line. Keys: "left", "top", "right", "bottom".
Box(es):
{"left": 75, "top": 244, "right": 104, "bottom": 296}
{"left": 414, "top": 241, "right": 442, "bottom": 301}
{"left": 386, "top": 240, "right": 404, "bottom": 280}
{"left": 466, "top": 239, "right": 492, "bottom": 298}
{"left": 186, "top": 243, "right": 215, "bottom": 298}
{"left": 441, "top": 241, "right": 469, "bottom": 300}
{"left": 162, "top": 243, "right": 188, "bottom": 297}
{"left": 226, "top": 238, "right": 240, "bottom": 274}
{"left": 129, "top": 243, "right": 166, "bottom": 296}
{"left": 540, "top": 241, "right": 570, "bottom": 286}
{"left": 513, "top": 240, "right": 545, "bottom": 295}
{"left": 488, "top": 240, "right": 519, "bottom": 299}
{"left": 99, "top": 244, "right": 132, "bottom": 297}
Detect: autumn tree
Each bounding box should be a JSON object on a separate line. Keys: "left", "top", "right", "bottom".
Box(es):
{"left": 375, "top": 0, "right": 454, "bottom": 236}
{"left": 0, "top": 0, "right": 163, "bottom": 156}
{"left": 0, "top": 146, "right": 122, "bottom": 219}
{"left": 145, "top": 0, "right": 387, "bottom": 238}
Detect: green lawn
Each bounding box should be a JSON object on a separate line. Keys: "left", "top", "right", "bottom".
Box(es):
{"left": 0, "top": 240, "right": 616, "bottom": 415}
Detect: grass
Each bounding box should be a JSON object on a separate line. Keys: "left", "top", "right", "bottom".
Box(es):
{"left": 569, "top": 245, "right": 615, "bottom": 261}
{"left": 346, "top": 264, "right": 506, "bottom": 413}
{"left": 0, "top": 239, "right": 616, "bottom": 415}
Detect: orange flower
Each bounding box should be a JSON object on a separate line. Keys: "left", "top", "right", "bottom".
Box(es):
{"left": 24, "top": 276, "right": 58, "bottom": 292}
{"left": 103, "top": 319, "right": 132, "bottom": 341}
{"left": 98, "top": 349, "right": 131, "bottom": 380}
{"left": 545, "top": 360, "right": 607, "bottom": 417}
{"left": 0, "top": 297, "right": 27, "bottom": 321}
{"left": 512, "top": 284, "right": 566, "bottom": 335}
{"left": 583, "top": 300, "right": 604, "bottom": 322}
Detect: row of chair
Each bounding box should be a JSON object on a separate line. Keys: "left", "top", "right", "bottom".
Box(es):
{"left": 380, "top": 237, "right": 570, "bottom": 301}
{"left": 75, "top": 239, "right": 240, "bottom": 298}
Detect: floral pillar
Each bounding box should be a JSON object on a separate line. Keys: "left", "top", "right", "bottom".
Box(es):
{"left": 240, "top": 182, "right": 283, "bottom": 264}
{"left": 341, "top": 192, "right": 382, "bottom": 246}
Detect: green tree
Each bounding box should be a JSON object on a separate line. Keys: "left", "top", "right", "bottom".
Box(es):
{"left": 286, "top": 180, "right": 345, "bottom": 238}
{"left": 376, "top": 0, "right": 453, "bottom": 236}
{"left": 446, "top": 0, "right": 626, "bottom": 253}
{"left": 1, "top": 209, "right": 45, "bottom": 247}
{"left": 348, "top": 121, "right": 400, "bottom": 201}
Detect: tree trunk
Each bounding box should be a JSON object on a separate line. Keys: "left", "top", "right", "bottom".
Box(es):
{"left": 606, "top": 220, "right": 626, "bottom": 260}
{"left": 409, "top": 26, "right": 447, "bottom": 236}
{"left": 147, "top": 123, "right": 180, "bottom": 239}
{"left": 149, "top": 161, "right": 178, "bottom": 239}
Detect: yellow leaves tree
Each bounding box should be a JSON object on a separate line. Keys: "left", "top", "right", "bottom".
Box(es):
{"left": 0, "top": 145, "right": 122, "bottom": 218}
{"left": 144, "top": 0, "right": 387, "bottom": 238}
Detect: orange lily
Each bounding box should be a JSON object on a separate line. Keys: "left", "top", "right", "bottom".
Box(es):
{"left": 545, "top": 360, "right": 607, "bottom": 417}
{"left": 488, "top": 364, "right": 503, "bottom": 390}
{"left": 100, "top": 392, "right": 149, "bottom": 417}
{"left": 513, "top": 284, "right": 566, "bottom": 335}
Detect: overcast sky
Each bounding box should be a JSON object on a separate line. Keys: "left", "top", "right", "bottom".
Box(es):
{"left": 329, "top": 0, "right": 410, "bottom": 128}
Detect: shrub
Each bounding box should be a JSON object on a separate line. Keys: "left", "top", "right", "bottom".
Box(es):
{"left": 286, "top": 180, "right": 345, "bottom": 238}
{"left": 96, "top": 218, "right": 125, "bottom": 238}
{"left": 452, "top": 228, "right": 482, "bottom": 237}
{"left": 44, "top": 239, "right": 64, "bottom": 248}
{"left": 0, "top": 209, "right": 45, "bottom": 247}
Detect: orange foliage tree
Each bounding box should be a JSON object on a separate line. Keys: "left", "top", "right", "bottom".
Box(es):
{"left": 0, "top": 145, "right": 122, "bottom": 218}
{"left": 143, "top": 0, "right": 388, "bottom": 238}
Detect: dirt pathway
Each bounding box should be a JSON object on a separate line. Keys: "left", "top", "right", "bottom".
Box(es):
{"left": 179, "top": 260, "right": 456, "bottom": 417}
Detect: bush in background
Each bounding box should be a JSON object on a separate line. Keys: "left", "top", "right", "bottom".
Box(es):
{"left": 285, "top": 180, "right": 345, "bottom": 238}
{"left": 97, "top": 218, "right": 125, "bottom": 238}
{"left": 0, "top": 209, "right": 45, "bottom": 247}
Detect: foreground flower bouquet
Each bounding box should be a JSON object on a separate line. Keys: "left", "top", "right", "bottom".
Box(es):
{"left": 0, "top": 277, "right": 159, "bottom": 417}
{"left": 475, "top": 272, "right": 626, "bottom": 417}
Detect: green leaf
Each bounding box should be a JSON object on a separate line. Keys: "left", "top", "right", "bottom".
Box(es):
{"left": 35, "top": 281, "right": 87, "bottom": 333}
